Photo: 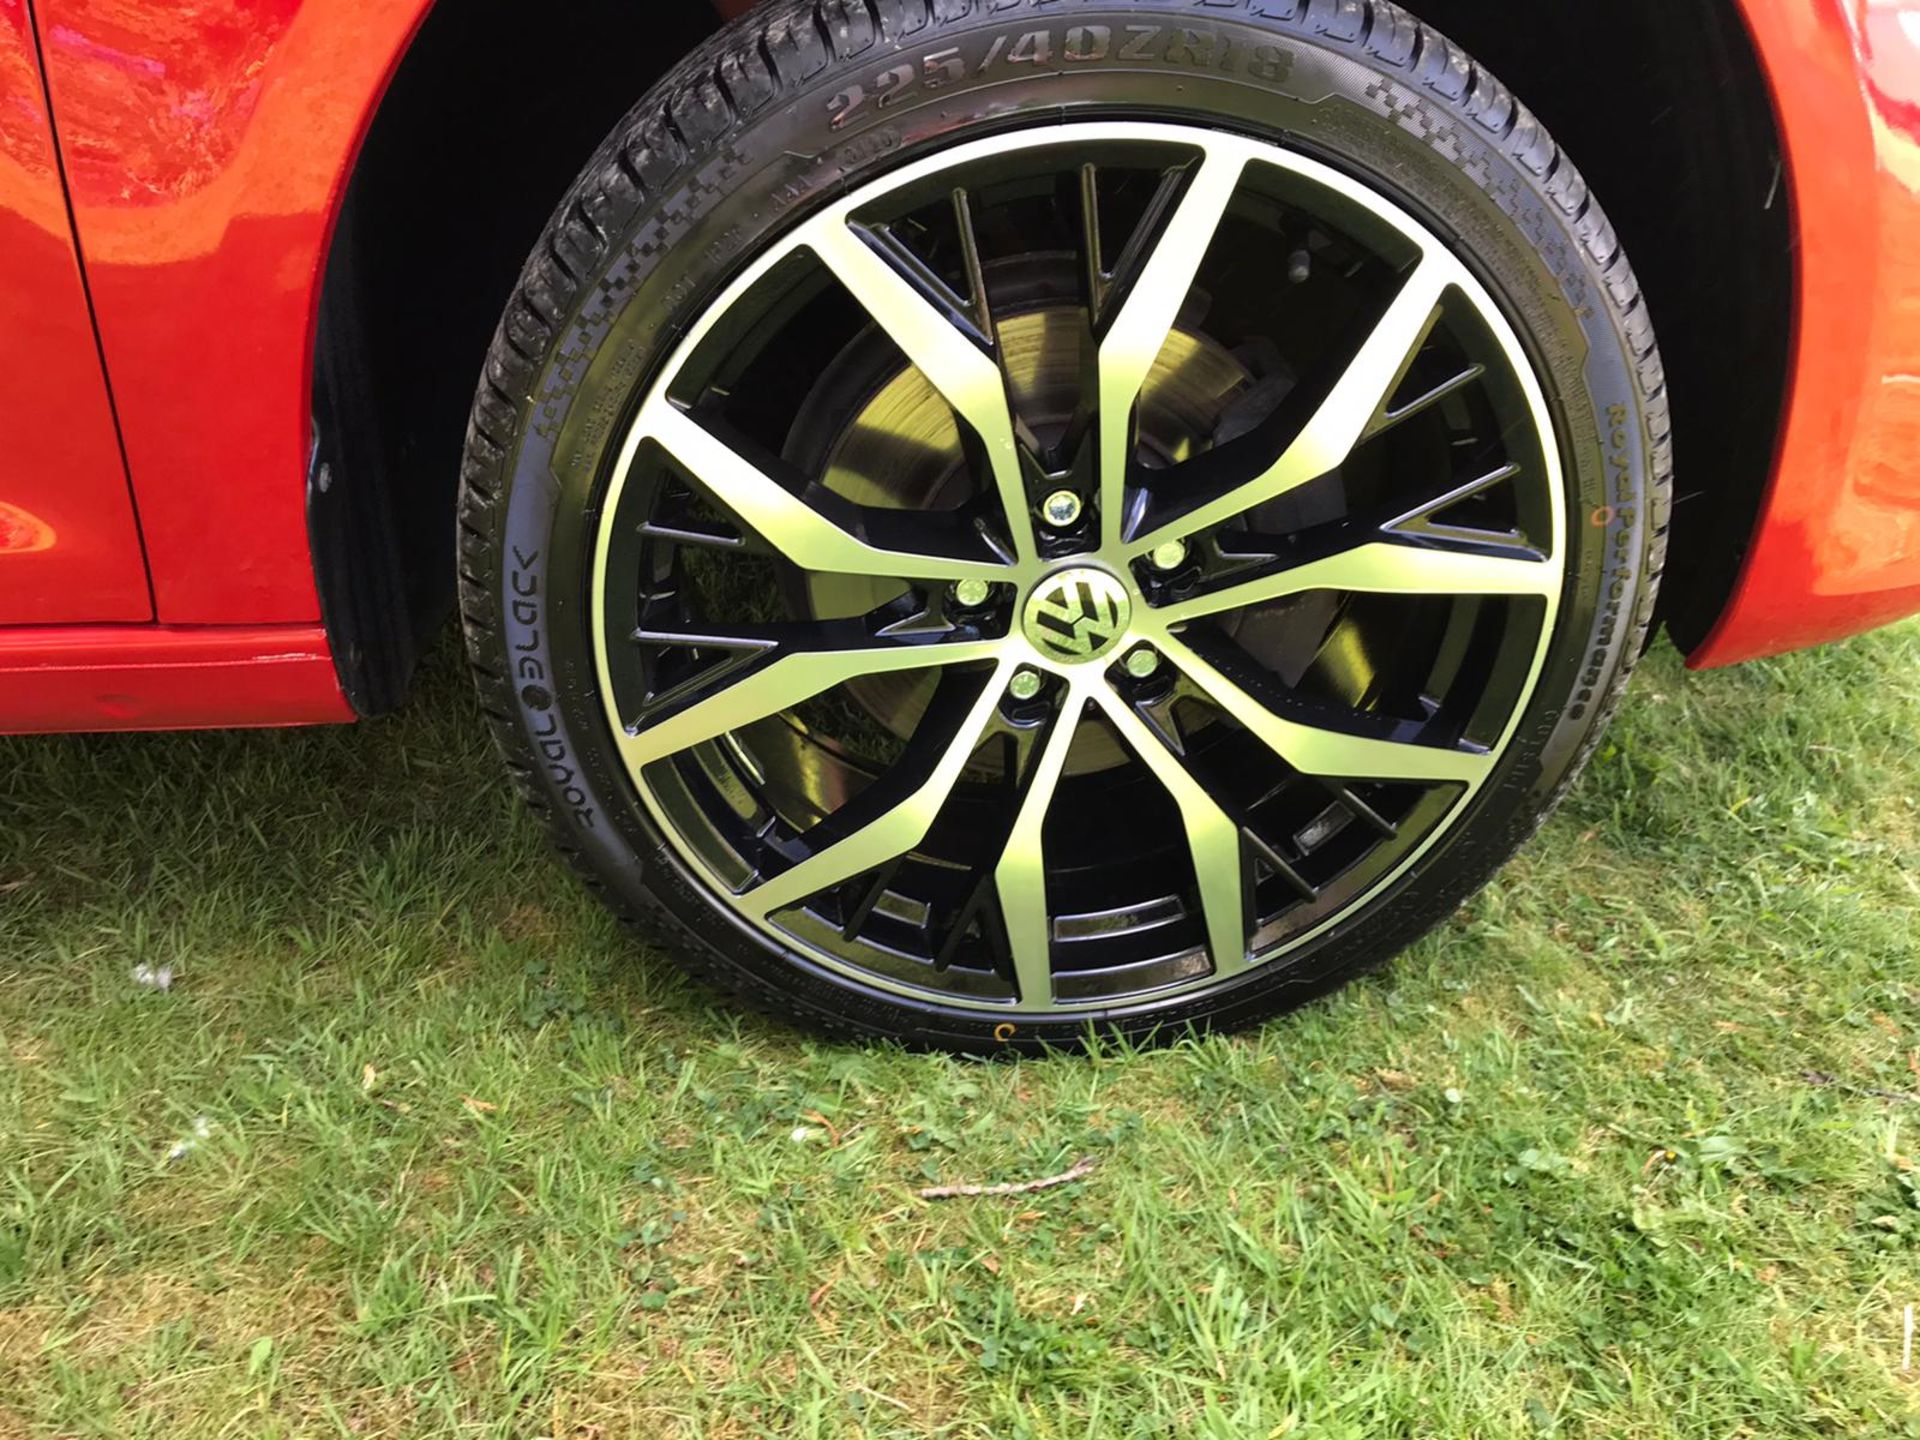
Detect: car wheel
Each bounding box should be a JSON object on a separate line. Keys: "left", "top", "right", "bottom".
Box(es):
{"left": 459, "top": 0, "right": 1669, "bottom": 1052}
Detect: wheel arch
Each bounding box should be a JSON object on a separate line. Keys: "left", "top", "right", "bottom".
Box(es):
{"left": 1405, "top": 0, "right": 1792, "bottom": 655}
{"left": 309, "top": 0, "right": 729, "bottom": 713}
{"left": 309, "top": 0, "right": 1790, "bottom": 712}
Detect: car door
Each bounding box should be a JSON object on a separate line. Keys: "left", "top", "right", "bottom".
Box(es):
{"left": 0, "top": 0, "right": 149, "bottom": 624}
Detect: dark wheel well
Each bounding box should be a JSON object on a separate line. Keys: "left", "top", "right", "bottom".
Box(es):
{"left": 310, "top": 0, "right": 726, "bottom": 714}
{"left": 310, "top": 0, "right": 1789, "bottom": 713}
{"left": 1405, "top": 0, "right": 1791, "bottom": 654}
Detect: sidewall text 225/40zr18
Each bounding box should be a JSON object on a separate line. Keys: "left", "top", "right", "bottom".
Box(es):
{"left": 459, "top": 0, "right": 1669, "bottom": 1052}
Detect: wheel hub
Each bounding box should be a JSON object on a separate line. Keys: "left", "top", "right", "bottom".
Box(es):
{"left": 795, "top": 297, "right": 1248, "bottom": 767}
{"left": 1022, "top": 566, "right": 1132, "bottom": 664}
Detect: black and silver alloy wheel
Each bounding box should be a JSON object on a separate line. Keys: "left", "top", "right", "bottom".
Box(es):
{"left": 592, "top": 122, "right": 1565, "bottom": 1016}
{"left": 461, "top": 1, "right": 1668, "bottom": 1052}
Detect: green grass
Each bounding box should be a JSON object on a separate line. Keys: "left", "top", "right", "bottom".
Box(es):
{"left": 4, "top": 625, "right": 1920, "bottom": 1438}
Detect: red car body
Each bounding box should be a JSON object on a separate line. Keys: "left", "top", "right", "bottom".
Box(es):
{"left": 2, "top": 0, "right": 1918, "bottom": 735}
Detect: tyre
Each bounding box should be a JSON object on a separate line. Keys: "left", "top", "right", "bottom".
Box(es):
{"left": 459, "top": 0, "right": 1669, "bottom": 1053}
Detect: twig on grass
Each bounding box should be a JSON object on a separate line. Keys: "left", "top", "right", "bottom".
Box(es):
{"left": 918, "top": 1156, "right": 1099, "bottom": 1201}
{"left": 851, "top": 1383, "right": 911, "bottom": 1414}
{"left": 1802, "top": 1071, "right": 1920, "bottom": 1105}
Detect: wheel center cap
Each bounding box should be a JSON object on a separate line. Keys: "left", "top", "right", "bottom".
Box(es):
{"left": 1022, "top": 566, "right": 1132, "bottom": 664}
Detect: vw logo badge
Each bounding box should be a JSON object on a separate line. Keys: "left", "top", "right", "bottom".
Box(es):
{"left": 1022, "top": 567, "right": 1133, "bottom": 664}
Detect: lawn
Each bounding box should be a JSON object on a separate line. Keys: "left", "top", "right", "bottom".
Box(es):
{"left": 3, "top": 624, "right": 1920, "bottom": 1439}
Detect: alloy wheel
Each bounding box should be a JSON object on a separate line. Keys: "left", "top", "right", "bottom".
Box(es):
{"left": 589, "top": 121, "right": 1567, "bottom": 1018}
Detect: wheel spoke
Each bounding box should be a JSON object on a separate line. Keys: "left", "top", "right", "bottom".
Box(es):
{"left": 743, "top": 661, "right": 1014, "bottom": 919}
{"left": 1372, "top": 359, "right": 1486, "bottom": 439}
{"left": 1382, "top": 461, "right": 1526, "bottom": 541}
{"left": 807, "top": 219, "right": 1038, "bottom": 566}
{"left": 993, "top": 699, "right": 1086, "bottom": 1007}
{"left": 1095, "top": 692, "right": 1249, "bottom": 978}
{"left": 1097, "top": 152, "right": 1247, "bottom": 551}
{"left": 1154, "top": 538, "right": 1558, "bottom": 627}
{"left": 640, "top": 400, "right": 1006, "bottom": 583}
{"left": 1125, "top": 256, "right": 1451, "bottom": 557}
{"left": 1153, "top": 631, "right": 1493, "bottom": 786}
{"left": 615, "top": 638, "right": 1000, "bottom": 769}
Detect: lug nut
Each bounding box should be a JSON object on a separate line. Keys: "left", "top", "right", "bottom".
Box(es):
{"left": 1008, "top": 668, "right": 1044, "bottom": 701}
{"left": 1124, "top": 648, "right": 1162, "bottom": 680}
{"left": 952, "top": 578, "right": 992, "bottom": 608}
{"left": 1040, "top": 489, "right": 1084, "bottom": 528}
{"left": 1148, "top": 539, "right": 1188, "bottom": 572}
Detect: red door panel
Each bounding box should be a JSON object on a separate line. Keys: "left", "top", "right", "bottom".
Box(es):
{"left": 0, "top": 0, "right": 149, "bottom": 625}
